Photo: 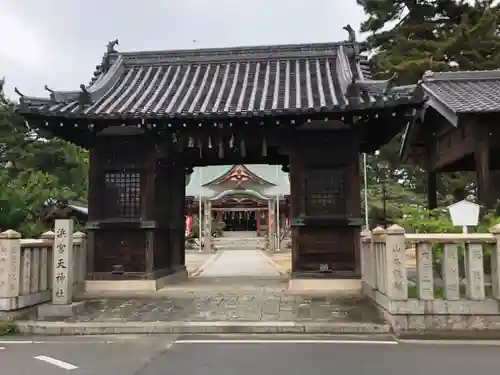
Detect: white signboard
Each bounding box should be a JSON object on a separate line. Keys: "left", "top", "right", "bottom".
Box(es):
{"left": 447, "top": 200, "right": 481, "bottom": 233}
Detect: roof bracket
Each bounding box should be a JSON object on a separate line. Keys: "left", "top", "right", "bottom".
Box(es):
{"left": 357, "top": 72, "right": 399, "bottom": 97}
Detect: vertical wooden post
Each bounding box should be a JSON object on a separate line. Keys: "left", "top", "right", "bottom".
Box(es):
{"left": 427, "top": 171, "right": 438, "bottom": 210}
{"left": 268, "top": 199, "right": 276, "bottom": 252}
{"left": 474, "top": 124, "right": 492, "bottom": 207}
{"left": 204, "top": 200, "right": 212, "bottom": 253}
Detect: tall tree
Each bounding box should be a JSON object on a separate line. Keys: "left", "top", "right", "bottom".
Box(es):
{"left": 358, "top": 0, "right": 500, "bottom": 219}
{"left": 358, "top": 0, "right": 500, "bottom": 82}
{"left": 0, "top": 83, "right": 89, "bottom": 235}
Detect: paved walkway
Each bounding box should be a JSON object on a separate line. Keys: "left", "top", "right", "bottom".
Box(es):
{"left": 198, "top": 250, "right": 280, "bottom": 277}
{"left": 42, "top": 286, "right": 383, "bottom": 324}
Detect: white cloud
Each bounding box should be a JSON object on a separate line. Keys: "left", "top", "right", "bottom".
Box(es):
{"left": 0, "top": 7, "right": 49, "bottom": 72}
{"left": 0, "top": 0, "right": 367, "bottom": 98}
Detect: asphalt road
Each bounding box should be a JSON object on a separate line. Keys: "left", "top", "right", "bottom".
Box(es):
{"left": 2, "top": 334, "right": 500, "bottom": 375}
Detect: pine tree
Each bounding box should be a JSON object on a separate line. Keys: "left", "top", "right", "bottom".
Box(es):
{"left": 357, "top": 0, "right": 500, "bottom": 216}
{"left": 358, "top": 0, "right": 500, "bottom": 83}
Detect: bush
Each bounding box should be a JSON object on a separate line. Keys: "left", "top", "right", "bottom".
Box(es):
{"left": 0, "top": 321, "right": 18, "bottom": 336}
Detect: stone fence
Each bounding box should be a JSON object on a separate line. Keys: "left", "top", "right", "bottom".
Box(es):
{"left": 361, "top": 224, "right": 500, "bottom": 334}
{"left": 0, "top": 228, "right": 86, "bottom": 312}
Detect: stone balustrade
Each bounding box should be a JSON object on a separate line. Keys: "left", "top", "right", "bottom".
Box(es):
{"left": 0, "top": 229, "right": 86, "bottom": 311}
{"left": 361, "top": 224, "right": 500, "bottom": 333}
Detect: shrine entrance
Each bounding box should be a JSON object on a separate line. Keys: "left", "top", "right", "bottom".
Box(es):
{"left": 221, "top": 210, "right": 258, "bottom": 232}
{"left": 18, "top": 34, "right": 423, "bottom": 293}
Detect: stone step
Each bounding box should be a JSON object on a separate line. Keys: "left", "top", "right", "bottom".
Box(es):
{"left": 213, "top": 239, "right": 267, "bottom": 244}
{"left": 213, "top": 242, "right": 267, "bottom": 247}
{"left": 212, "top": 240, "right": 267, "bottom": 245}
{"left": 214, "top": 245, "right": 267, "bottom": 250}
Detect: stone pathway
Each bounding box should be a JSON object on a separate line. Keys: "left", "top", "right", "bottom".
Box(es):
{"left": 198, "top": 250, "right": 280, "bottom": 277}
{"left": 185, "top": 252, "right": 212, "bottom": 275}
{"left": 57, "top": 278, "right": 383, "bottom": 324}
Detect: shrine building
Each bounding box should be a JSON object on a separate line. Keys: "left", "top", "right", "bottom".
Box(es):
{"left": 400, "top": 70, "right": 500, "bottom": 209}
{"left": 186, "top": 164, "right": 290, "bottom": 245}
{"left": 16, "top": 29, "right": 424, "bottom": 293}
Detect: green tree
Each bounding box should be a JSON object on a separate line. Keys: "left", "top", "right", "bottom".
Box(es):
{"left": 0, "top": 90, "right": 89, "bottom": 236}
{"left": 357, "top": 0, "right": 497, "bottom": 83}
{"left": 358, "top": 0, "right": 500, "bottom": 218}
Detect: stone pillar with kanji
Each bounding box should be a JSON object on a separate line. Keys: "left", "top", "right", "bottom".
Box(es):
{"left": 52, "top": 219, "right": 73, "bottom": 304}
{"left": 37, "top": 219, "right": 86, "bottom": 318}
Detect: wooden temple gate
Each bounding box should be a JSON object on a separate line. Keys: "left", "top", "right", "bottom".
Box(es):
{"left": 17, "top": 31, "right": 423, "bottom": 292}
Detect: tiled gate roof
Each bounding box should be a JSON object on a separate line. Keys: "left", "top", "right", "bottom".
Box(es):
{"left": 17, "top": 40, "right": 415, "bottom": 119}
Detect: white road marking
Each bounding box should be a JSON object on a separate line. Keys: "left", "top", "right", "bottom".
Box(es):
{"left": 34, "top": 355, "right": 78, "bottom": 370}
{"left": 0, "top": 347, "right": 5, "bottom": 350}
{"left": 0, "top": 340, "right": 34, "bottom": 344}
{"left": 0, "top": 339, "right": 116, "bottom": 344}
{"left": 399, "top": 339, "right": 500, "bottom": 346}
{"left": 175, "top": 339, "right": 398, "bottom": 345}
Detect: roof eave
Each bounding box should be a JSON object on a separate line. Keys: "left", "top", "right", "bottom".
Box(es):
{"left": 421, "top": 83, "right": 459, "bottom": 127}
{"left": 20, "top": 97, "right": 424, "bottom": 123}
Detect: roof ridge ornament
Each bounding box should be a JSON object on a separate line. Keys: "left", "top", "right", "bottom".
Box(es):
{"left": 342, "top": 24, "right": 356, "bottom": 42}
{"left": 44, "top": 85, "right": 56, "bottom": 101}
{"left": 106, "top": 39, "right": 119, "bottom": 54}
{"left": 14, "top": 87, "right": 24, "bottom": 99}
{"left": 93, "top": 38, "right": 120, "bottom": 80}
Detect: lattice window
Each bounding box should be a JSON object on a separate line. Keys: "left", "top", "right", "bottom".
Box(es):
{"left": 103, "top": 170, "right": 142, "bottom": 219}
{"left": 304, "top": 169, "right": 345, "bottom": 215}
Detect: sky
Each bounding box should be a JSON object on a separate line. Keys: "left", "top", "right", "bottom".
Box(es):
{"left": 0, "top": 0, "right": 366, "bottom": 99}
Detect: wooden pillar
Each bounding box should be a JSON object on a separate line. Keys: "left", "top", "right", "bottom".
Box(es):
{"left": 427, "top": 171, "right": 438, "bottom": 210}
{"left": 168, "top": 158, "right": 186, "bottom": 273}
{"left": 256, "top": 210, "right": 260, "bottom": 234}
{"left": 268, "top": 199, "right": 276, "bottom": 252}
{"left": 475, "top": 124, "right": 492, "bottom": 207}
{"left": 289, "top": 130, "right": 361, "bottom": 284}
{"left": 85, "top": 148, "right": 99, "bottom": 277}
{"left": 203, "top": 200, "right": 212, "bottom": 252}
{"left": 86, "top": 135, "right": 184, "bottom": 281}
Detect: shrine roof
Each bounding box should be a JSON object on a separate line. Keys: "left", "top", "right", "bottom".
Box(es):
{"left": 420, "top": 70, "right": 500, "bottom": 126}
{"left": 186, "top": 164, "right": 289, "bottom": 198}
{"left": 17, "top": 38, "right": 421, "bottom": 121}
{"left": 399, "top": 69, "right": 500, "bottom": 160}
